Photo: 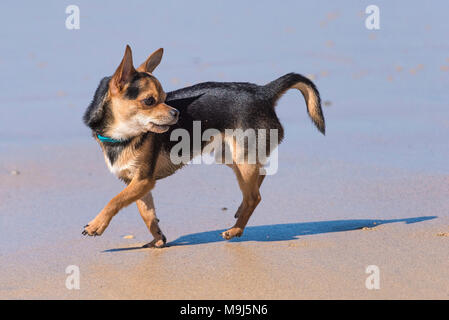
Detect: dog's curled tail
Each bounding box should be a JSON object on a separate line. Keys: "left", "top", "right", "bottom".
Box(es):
{"left": 264, "top": 73, "right": 325, "bottom": 135}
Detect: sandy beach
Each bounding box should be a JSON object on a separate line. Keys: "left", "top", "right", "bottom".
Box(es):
{"left": 1, "top": 1, "right": 448, "bottom": 299}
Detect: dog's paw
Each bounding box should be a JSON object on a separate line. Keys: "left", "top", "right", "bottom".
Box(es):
{"left": 221, "top": 227, "right": 243, "bottom": 240}
{"left": 143, "top": 235, "right": 167, "bottom": 248}
{"left": 82, "top": 218, "right": 110, "bottom": 237}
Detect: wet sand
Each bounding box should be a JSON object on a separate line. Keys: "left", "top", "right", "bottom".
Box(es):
{"left": 1, "top": 1, "right": 449, "bottom": 299}
{"left": 1, "top": 140, "right": 448, "bottom": 299}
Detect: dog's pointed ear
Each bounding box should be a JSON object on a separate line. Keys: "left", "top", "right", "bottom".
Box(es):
{"left": 111, "top": 45, "right": 136, "bottom": 93}
{"left": 137, "top": 48, "right": 163, "bottom": 73}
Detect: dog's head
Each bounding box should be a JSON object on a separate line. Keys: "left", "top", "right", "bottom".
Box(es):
{"left": 83, "top": 45, "right": 179, "bottom": 139}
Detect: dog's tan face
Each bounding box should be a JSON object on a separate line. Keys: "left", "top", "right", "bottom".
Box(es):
{"left": 105, "top": 46, "right": 179, "bottom": 139}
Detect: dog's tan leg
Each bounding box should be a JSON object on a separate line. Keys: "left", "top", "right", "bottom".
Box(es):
{"left": 222, "top": 163, "right": 263, "bottom": 240}
{"left": 83, "top": 177, "right": 155, "bottom": 236}
{"left": 234, "top": 171, "right": 265, "bottom": 219}
{"left": 136, "top": 192, "right": 166, "bottom": 248}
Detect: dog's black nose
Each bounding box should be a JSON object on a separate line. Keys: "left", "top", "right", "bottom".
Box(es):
{"left": 170, "top": 109, "right": 179, "bottom": 118}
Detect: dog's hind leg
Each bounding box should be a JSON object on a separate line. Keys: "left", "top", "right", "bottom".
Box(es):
{"left": 234, "top": 170, "right": 265, "bottom": 219}
{"left": 136, "top": 192, "right": 166, "bottom": 248}
{"left": 222, "top": 163, "right": 263, "bottom": 240}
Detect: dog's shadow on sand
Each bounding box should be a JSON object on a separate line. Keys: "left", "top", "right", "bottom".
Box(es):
{"left": 169, "top": 216, "right": 436, "bottom": 246}
{"left": 104, "top": 216, "right": 436, "bottom": 252}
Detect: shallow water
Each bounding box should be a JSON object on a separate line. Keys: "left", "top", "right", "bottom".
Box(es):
{"left": 1, "top": 1, "right": 448, "bottom": 171}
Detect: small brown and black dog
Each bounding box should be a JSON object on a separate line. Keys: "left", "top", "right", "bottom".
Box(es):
{"left": 82, "top": 45, "right": 325, "bottom": 247}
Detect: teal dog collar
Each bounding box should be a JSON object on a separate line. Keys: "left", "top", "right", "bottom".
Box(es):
{"left": 97, "top": 134, "right": 126, "bottom": 143}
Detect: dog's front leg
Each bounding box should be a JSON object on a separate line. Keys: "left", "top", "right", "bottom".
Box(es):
{"left": 136, "top": 192, "right": 166, "bottom": 248}
{"left": 82, "top": 177, "right": 155, "bottom": 236}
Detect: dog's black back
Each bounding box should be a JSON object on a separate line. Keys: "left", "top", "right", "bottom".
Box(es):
{"left": 160, "top": 81, "right": 285, "bottom": 154}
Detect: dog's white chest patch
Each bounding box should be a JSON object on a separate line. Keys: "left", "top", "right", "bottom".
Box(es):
{"left": 104, "top": 156, "right": 137, "bottom": 180}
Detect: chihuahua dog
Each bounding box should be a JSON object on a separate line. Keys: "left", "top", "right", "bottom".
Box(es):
{"left": 82, "top": 45, "right": 325, "bottom": 247}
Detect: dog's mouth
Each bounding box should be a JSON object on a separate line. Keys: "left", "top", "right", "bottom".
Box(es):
{"left": 147, "top": 117, "right": 179, "bottom": 133}
{"left": 147, "top": 121, "right": 171, "bottom": 133}
{"left": 144, "top": 114, "right": 178, "bottom": 134}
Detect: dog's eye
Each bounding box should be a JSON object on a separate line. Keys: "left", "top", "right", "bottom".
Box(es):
{"left": 143, "top": 97, "right": 155, "bottom": 106}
